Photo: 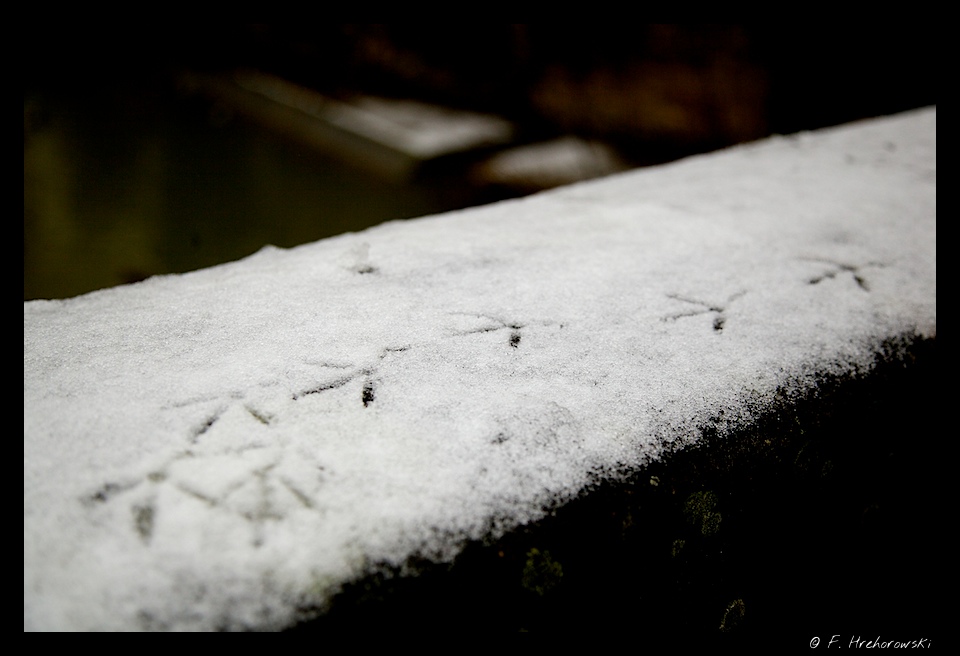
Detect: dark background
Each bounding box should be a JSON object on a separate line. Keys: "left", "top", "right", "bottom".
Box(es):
{"left": 24, "top": 25, "right": 937, "bottom": 300}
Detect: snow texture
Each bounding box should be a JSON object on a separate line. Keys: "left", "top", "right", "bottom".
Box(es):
{"left": 24, "top": 107, "right": 936, "bottom": 631}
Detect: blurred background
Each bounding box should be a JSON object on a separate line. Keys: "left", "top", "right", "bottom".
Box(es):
{"left": 24, "top": 24, "right": 936, "bottom": 300}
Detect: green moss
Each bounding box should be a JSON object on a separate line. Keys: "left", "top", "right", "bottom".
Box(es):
{"left": 521, "top": 548, "right": 563, "bottom": 596}
{"left": 719, "top": 598, "right": 745, "bottom": 632}
{"left": 684, "top": 490, "right": 722, "bottom": 536}
{"left": 671, "top": 538, "right": 686, "bottom": 558}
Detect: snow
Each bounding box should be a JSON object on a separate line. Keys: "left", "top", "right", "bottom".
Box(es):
{"left": 23, "top": 107, "right": 935, "bottom": 631}
{"left": 472, "top": 135, "right": 628, "bottom": 188}
{"left": 233, "top": 71, "right": 516, "bottom": 160}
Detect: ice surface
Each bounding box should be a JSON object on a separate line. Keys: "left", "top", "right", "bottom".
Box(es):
{"left": 23, "top": 107, "right": 936, "bottom": 631}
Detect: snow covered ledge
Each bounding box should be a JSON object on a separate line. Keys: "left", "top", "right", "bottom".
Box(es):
{"left": 24, "top": 108, "right": 936, "bottom": 633}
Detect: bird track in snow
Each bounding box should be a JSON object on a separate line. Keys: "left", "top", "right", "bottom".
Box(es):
{"left": 662, "top": 291, "right": 746, "bottom": 333}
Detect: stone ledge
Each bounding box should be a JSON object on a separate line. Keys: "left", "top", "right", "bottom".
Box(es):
{"left": 24, "top": 107, "right": 936, "bottom": 635}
